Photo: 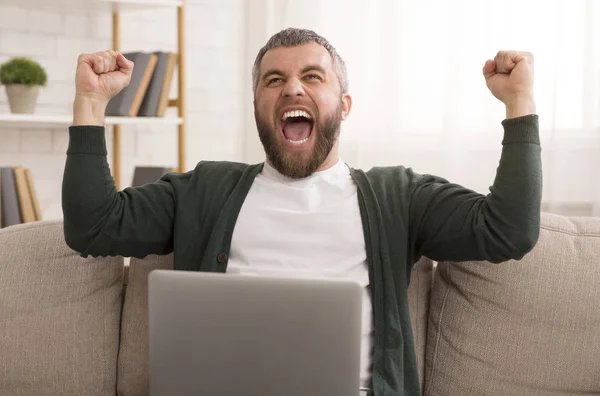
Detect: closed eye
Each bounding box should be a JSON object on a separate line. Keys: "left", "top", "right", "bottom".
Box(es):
{"left": 305, "top": 74, "right": 322, "bottom": 81}
{"left": 267, "top": 77, "right": 284, "bottom": 86}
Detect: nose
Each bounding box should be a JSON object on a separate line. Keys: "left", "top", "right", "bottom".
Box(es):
{"left": 282, "top": 77, "right": 305, "bottom": 97}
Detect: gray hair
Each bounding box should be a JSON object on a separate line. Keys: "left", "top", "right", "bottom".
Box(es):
{"left": 252, "top": 28, "right": 349, "bottom": 95}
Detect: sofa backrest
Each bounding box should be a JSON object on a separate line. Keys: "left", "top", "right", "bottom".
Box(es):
{"left": 424, "top": 212, "right": 600, "bottom": 396}
{"left": 0, "top": 220, "right": 124, "bottom": 396}
{"left": 116, "top": 254, "right": 434, "bottom": 395}
{"left": 409, "top": 256, "right": 434, "bottom": 390}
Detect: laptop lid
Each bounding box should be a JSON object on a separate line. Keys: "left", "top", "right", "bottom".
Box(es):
{"left": 148, "top": 270, "right": 364, "bottom": 396}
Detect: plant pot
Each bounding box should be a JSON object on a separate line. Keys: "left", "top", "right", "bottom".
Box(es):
{"left": 5, "top": 84, "right": 40, "bottom": 114}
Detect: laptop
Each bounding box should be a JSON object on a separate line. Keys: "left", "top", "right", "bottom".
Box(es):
{"left": 147, "top": 270, "right": 365, "bottom": 396}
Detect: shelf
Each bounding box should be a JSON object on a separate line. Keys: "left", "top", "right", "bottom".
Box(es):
{"left": 0, "top": 113, "right": 183, "bottom": 128}
{"left": 1, "top": 0, "right": 187, "bottom": 187}
{"left": 0, "top": 0, "right": 183, "bottom": 13}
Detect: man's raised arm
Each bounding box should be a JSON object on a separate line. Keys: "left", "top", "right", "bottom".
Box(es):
{"left": 410, "top": 51, "right": 542, "bottom": 263}
{"left": 63, "top": 50, "right": 177, "bottom": 258}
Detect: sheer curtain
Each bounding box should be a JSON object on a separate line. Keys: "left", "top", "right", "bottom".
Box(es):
{"left": 243, "top": 0, "right": 600, "bottom": 216}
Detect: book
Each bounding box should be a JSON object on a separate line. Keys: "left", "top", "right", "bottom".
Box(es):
{"left": 13, "top": 166, "right": 36, "bottom": 223}
{"left": 25, "top": 169, "right": 42, "bottom": 221}
{"left": 131, "top": 166, "right": 172, "bottom": 187}
{"left": 156, "top": 53, "right": 178, "bottom": 117}
{"left": 106, "top": 52, "right": 158, "bottom": 117}
{"left": 138, "top": 52, "right": 175, "bottom": 117}
{"left": 0, "top": 168, "right": 21, "bottom": 228}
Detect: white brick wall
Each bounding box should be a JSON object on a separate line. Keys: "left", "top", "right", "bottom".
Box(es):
{"left": 0, "top": 0, "right": 247, "bottom": 221}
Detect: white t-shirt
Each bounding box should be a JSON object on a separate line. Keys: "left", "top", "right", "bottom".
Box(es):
{"left": 227, "top": 159, "right": 373, "bottom": 389}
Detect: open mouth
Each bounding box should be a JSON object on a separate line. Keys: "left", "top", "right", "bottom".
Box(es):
{"left": 281, "top": 110, "right": 314, "bottom": 145}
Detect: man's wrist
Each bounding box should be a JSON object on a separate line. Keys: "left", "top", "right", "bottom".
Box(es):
{"left": 73, "top": 96, "right": 108, "bottom": 126}
{"left": 505, "top": 95, "right": 536, "bottom": 119}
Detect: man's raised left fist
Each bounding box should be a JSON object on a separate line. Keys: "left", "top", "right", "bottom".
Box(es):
{"left": 483, "top": 51, "right": 535, "bottom": 116}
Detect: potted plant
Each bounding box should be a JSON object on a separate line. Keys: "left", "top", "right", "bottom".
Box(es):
{"left": 0, "top": 57, "right": 47, "bottom": 114}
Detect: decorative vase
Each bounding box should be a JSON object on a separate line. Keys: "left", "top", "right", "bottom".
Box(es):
{"left": 5, "top": 84, "right": 40, "bottom": 114}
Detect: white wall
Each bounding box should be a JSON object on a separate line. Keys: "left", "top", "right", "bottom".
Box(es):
{"left": 0, "top": 0, "right": 248, "bottom": 220}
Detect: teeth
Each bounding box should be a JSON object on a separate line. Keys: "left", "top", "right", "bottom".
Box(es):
{"left": 287, "top": 137, "right": 309, "bottom": 144}
{"left": 282, "top": 110, "right": 312, "bottom": 121}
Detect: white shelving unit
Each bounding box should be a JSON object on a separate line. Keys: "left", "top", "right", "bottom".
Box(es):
{"left": 0, "top": 113, "right": 183, "bottom": 128}
{"left": 0, "top": 0, "right": 183, "bottom": 13}
{"left": 0, "top": 0, "right": 187, "bottom": 190}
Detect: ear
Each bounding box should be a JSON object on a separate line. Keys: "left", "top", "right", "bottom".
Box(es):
{"left": 341, "top": 93, "right": 352, "bottom": 120}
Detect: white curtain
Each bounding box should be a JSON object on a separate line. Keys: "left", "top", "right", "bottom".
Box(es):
{"left": 243, "top": 0, "right": 600, "bottom": 216}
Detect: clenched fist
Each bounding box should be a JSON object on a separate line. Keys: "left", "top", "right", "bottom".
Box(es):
{"left": 75, "top": 50, "right": 134, "bottom": 105}
{"left": 73, "top": 50, "right": 134, "bottom": 126}
{"left": 483, "top": 51, "right": 536, "bottom": 119}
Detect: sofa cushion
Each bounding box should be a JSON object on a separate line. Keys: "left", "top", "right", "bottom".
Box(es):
{"left": 117, "top": 253, "right": 173, "bottom": 396}
{"left": 408, "top": 256, "right": 434, "bottom": 390}
{"left": 0, "top": 220, "right": 124, "bottom": 396}
{"left": 424, "top": 212, "right": 600, "bottom": 395}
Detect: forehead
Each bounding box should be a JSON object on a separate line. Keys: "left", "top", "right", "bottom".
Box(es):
{"left": 259, "top": 42, "right": 334, "bottom": 76}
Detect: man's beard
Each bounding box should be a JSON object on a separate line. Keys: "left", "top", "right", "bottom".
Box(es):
{"left": 255, "top": 102, "right": 342, "bottom": 179}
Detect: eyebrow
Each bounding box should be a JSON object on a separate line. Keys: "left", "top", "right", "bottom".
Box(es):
{"left": 261, "top": 64, "right": 327, "bottom": 82}
{"left": 301, "top": 65, "right": 327, "bottom": 75}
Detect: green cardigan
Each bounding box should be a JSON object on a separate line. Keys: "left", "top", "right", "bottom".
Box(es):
{"left": 62, "top": 114, "right": 542, "bottom": 396}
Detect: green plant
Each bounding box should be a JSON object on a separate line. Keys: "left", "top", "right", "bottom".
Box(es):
{"left": 0, "top": 57, "right": 47, "bottom": 87}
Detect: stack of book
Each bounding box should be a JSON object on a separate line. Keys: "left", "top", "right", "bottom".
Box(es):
{"left": 1, "top": 167, "right": 42, "bottom": 228}
{"left": 106, "top": 51, "right": 178, "bottom": 117}
{"left": 131, "top": 166, "right": 173, "bottom": 187}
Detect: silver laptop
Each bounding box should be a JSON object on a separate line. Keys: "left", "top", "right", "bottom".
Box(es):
{"left": 148, "top": 270, "right": 365, "bottom": 396}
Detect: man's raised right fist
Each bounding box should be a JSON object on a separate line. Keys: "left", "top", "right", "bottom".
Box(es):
{"left": 75, "top": 50, "right": 134, "bottom": 105}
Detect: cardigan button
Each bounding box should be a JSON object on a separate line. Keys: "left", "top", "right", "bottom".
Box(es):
{"left": 217, "top": 252, "right": 228, "bottom": 264}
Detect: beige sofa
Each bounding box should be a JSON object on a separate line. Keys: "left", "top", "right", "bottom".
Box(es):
{"left": 1, "top": 212, "right": 599, "bottom": 395}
